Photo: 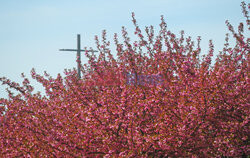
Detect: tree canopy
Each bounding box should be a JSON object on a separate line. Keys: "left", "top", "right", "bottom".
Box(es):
{"left": 0, "top": 1, "right": 249, "bottom": 157}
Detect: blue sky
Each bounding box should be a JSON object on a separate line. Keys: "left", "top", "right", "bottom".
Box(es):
{"left": 0, "top": 0, "right": 247, "bottom": 98}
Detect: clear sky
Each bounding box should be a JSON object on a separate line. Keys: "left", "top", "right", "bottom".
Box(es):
{"left": 0, "top": 0, "right": 247, "bottom": 98}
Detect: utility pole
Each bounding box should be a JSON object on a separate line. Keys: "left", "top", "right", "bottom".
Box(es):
{"left": 59, "top": 34, "right": 98, "bottom": 79}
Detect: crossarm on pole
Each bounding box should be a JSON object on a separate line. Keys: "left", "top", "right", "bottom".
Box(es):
{"left": 59, "top": 49, "right": 98, "bottom": 52}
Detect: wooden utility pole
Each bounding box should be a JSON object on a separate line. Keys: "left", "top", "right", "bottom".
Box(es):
{"left": 59, "top": 34, "right": 98, "bottom": 79}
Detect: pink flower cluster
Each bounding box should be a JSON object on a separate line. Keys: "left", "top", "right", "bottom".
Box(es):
{"left": 126, "top": 73, "right": 164, "bottom": 86}
{"left": 0, "top": 1, "right": 249, "bottom": 157}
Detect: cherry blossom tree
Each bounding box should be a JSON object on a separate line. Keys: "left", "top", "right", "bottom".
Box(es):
{"left": 0, "top": 1, "right": 249, "bottom": 157}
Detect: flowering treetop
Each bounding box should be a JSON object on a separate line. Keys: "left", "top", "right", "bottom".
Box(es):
{"left": 0, "top": 1, "right": 249, "bottom": 157}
